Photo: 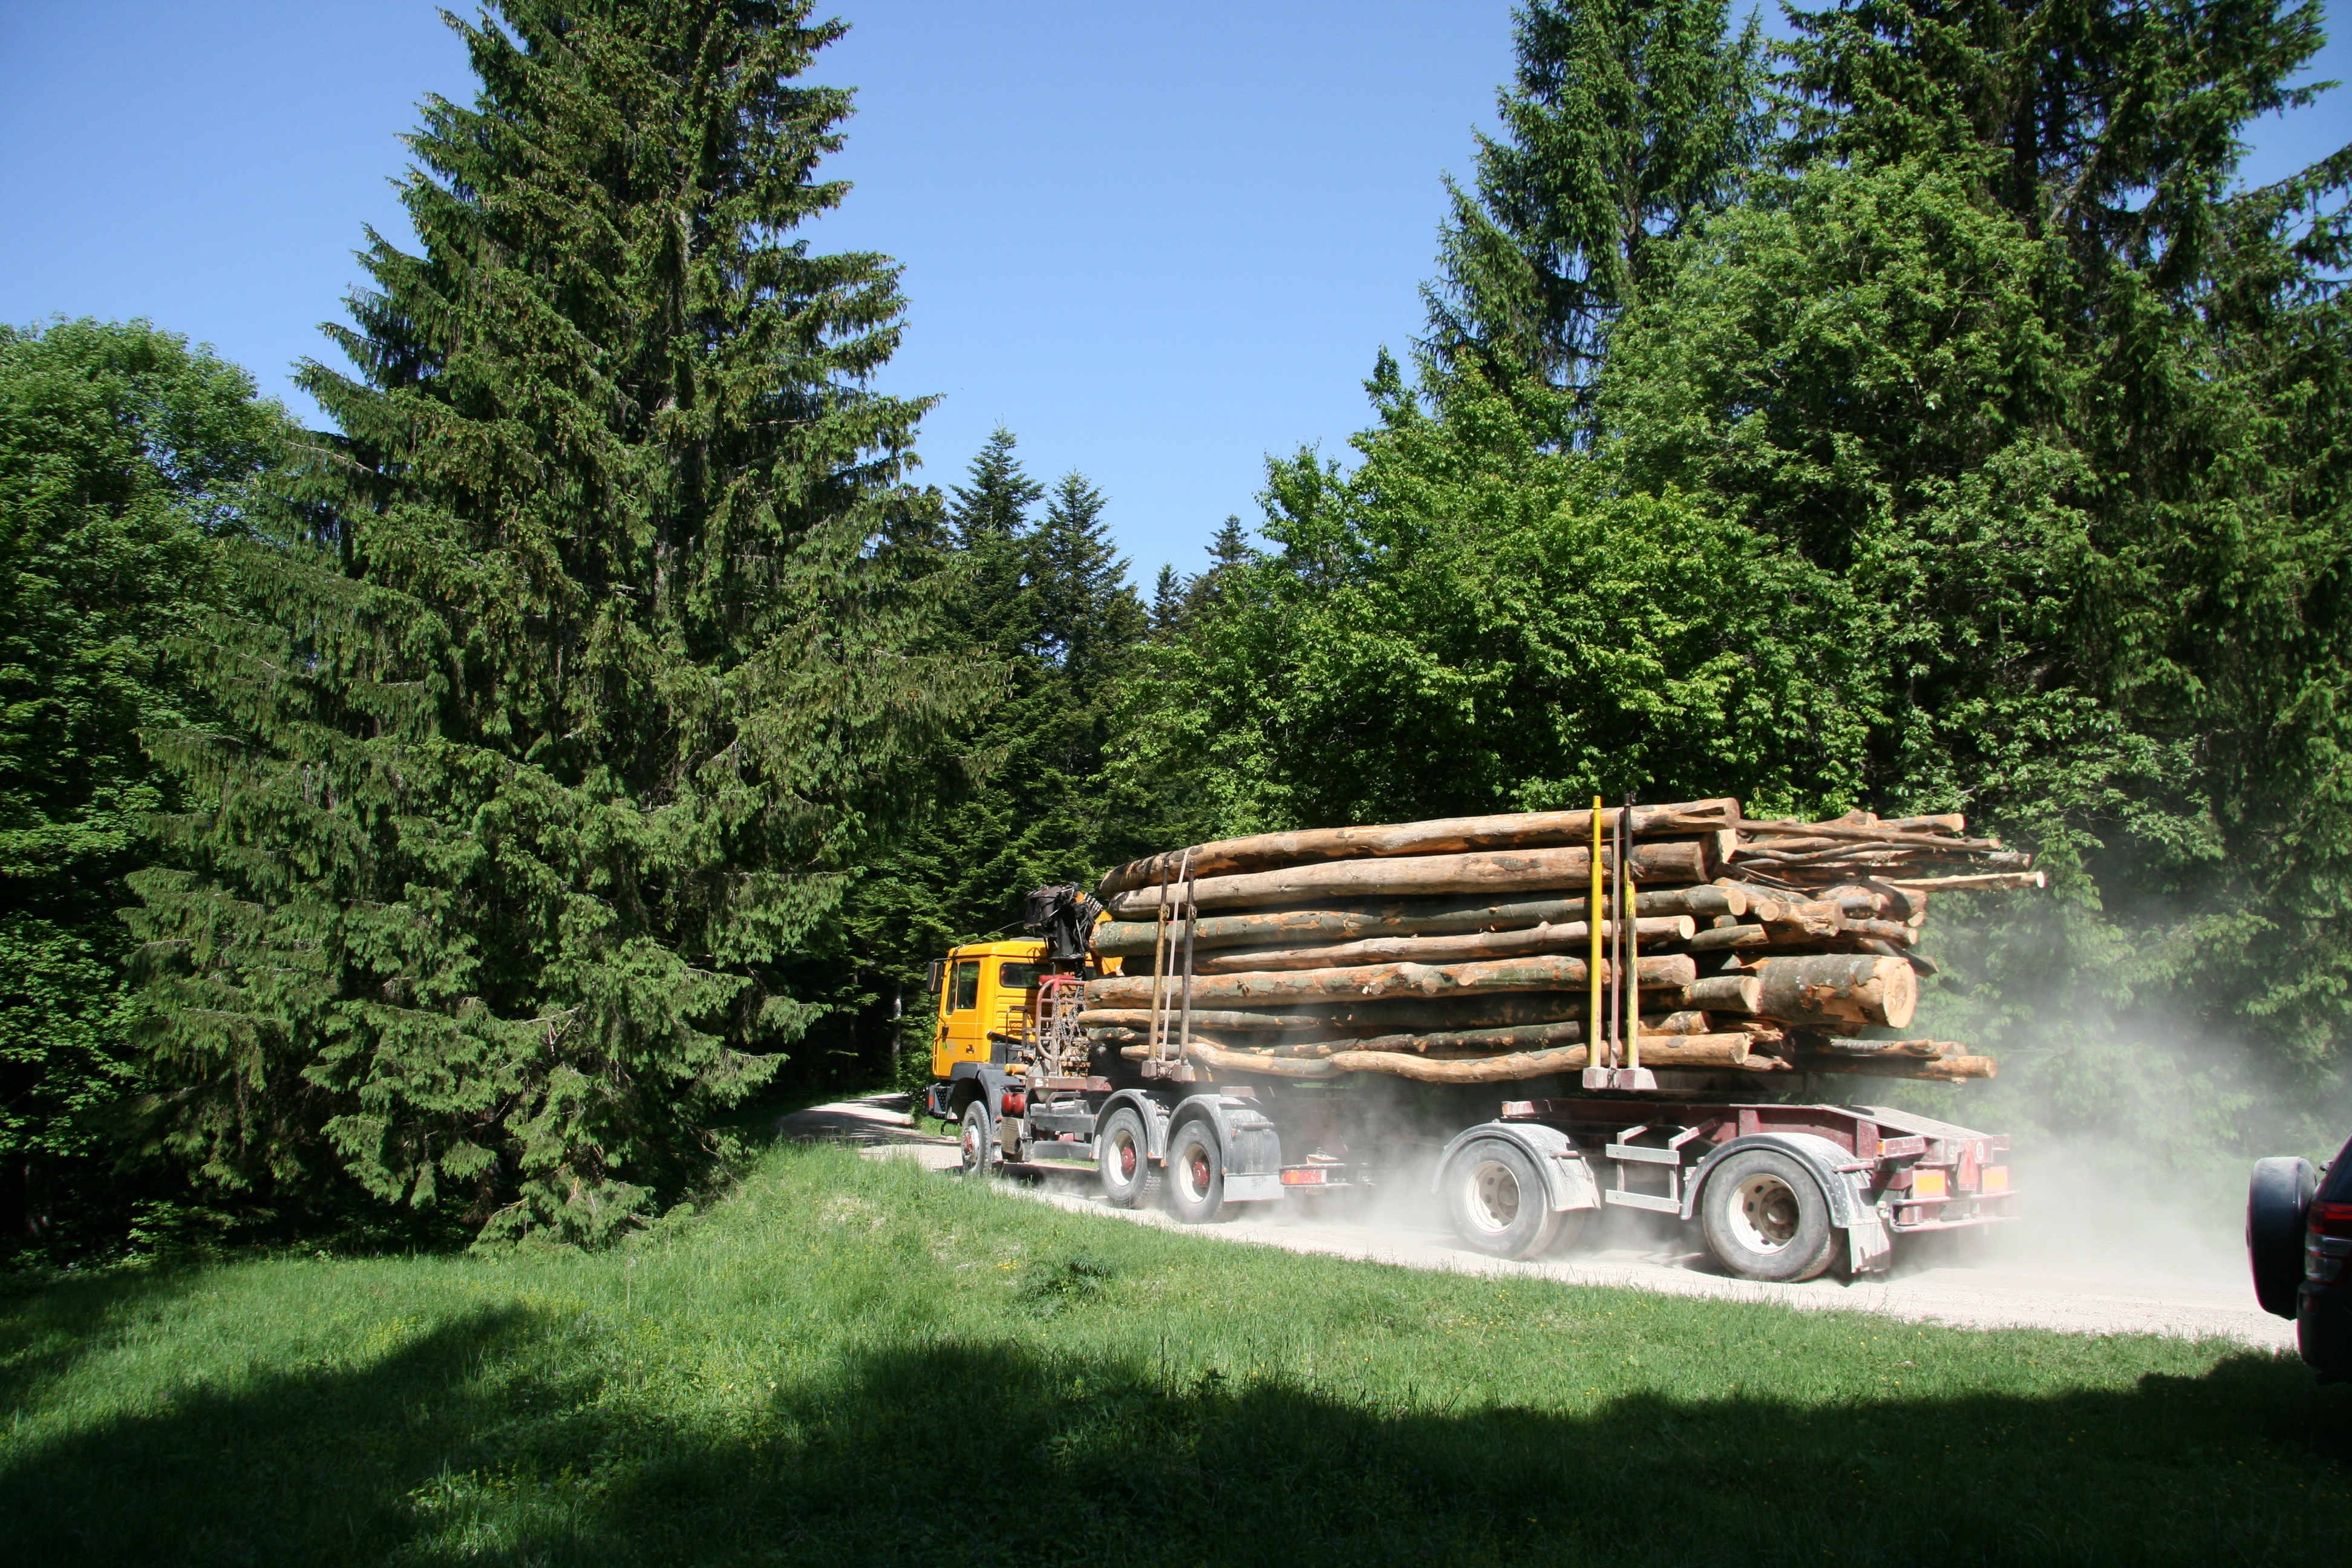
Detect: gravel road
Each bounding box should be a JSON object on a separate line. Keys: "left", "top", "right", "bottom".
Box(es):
{"left": 780, "top": 1093, "right": 2295, "bottom": 1350}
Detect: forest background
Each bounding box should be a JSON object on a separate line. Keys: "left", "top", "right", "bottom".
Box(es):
{"left": 6, "top": 0, "right": 2352, "bottom": 1261}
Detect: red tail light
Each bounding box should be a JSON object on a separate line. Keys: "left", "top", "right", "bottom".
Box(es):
{"left": 2308, "top": 1201, "right": 2352, "bottom": 1285}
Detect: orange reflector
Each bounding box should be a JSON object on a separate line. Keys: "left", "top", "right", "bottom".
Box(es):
{"left": 1279, "top": 1168, "right": 1328, "bottom": 1186}
{"left": 1913, "top": 1169, "right": 1949, "bottom": 1200}
{"left": 1982, "top": 1166, "right": 2010, "bottom": 1194}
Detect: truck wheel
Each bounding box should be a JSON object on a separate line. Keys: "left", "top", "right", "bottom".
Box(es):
{"left": 1546, "top": 1206, "right": 1595, "bottom": 1257}
{"left": 1700, "top": 1149, "right": 1835, "bottom": 1282}
{"left": 2249, "top": 1155, "right": 2318, "bottom": 1318}
{"left": 959, "top": 1099, "right": 1001, "bottom": 1177}
{"left": 1443, "top": 1137, "right": 1563, "bottom": 1259}
{"left": 1166, "top": 1120, "right": 1235, "bottom": 1223}
{"left": 1097, "top": 1106, "right": 1160, "bottom": 1209}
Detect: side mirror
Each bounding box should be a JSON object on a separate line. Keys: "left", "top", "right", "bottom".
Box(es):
{"left": 924, "top": 959, "right": 944, "bottom": 995}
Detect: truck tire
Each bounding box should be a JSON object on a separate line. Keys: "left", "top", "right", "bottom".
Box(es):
{"left": 1700, "top": 1149, "right": 1837, "bottom": 1281}
{"left": 1166, "top": 1119, "right": 1235, "bottom": 1223}
{"left": 959, "top": 1099, "right": 1001, "bottom": 1177}
{"left": 1097, "top": 1106, "right": 1160, "bottom": 1209}
{"left": 1443, "top": 1137, "right": 1563, "bottom": 1260}
{"left": 1547, "top": 1206, "right": 1595, "bottom": 1257}
{"left": 2249, "top": 1155, "right": 2318, "bottom": 1318}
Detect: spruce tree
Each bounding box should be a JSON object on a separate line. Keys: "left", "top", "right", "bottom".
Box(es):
{"left": 826, "top": 435, "right": 1161, "bottom": 1086}
{"left": 128, "top": 1, "right": 960, "bottom": 1240}
{"left": 1426, "top": 0, "right": 1769, "bottom": 397}
{"left": 1030, "top": 471, "right": 1144, "bottom": 686}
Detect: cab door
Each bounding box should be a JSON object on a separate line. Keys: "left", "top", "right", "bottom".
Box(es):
{"left": 932, "top": 956, "right": 984, "bottom": 1076}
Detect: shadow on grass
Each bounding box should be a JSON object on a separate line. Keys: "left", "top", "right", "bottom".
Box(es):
{"left": 5, "top": 1319, "right": 2347, "bottom": 1567}
{"left": 0, "top": 1264, "right": 218, "bottom": 1416}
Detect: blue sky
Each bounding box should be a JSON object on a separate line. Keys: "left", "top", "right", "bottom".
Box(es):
{"left": 4, "top": 2, "right": 2348, "bottom": 586}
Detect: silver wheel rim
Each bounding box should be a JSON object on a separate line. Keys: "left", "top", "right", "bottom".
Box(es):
{"left": 1177, "top": 1135, "right": 1211, "bottom": 1203}
{"left": 1729, "top": 1172, "right": 1800, "bottom": 1253}
{"left": 1469, "top": 1158, "right": 1523, "bottom": 1234}
{"left": 1106, "top": 1127, "right": 1137, "bottom": 1188}
{"left": 963, "top": 1114, "right": 986, "bottom": 1170}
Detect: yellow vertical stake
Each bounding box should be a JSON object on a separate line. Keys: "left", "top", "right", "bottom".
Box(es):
{"left": 1589, "top": 795, "right": 1606, "bottom": 1071}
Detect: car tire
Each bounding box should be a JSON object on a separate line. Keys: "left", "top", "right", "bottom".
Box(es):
{"left": 1700, "top": 1149, "right": 1837, "bottom": 1282}
{"left": 1443, "top": 1137, "right": 1564, "bottom": 1260}
{"left": 1166, "top": 1119, "right": 1235, "bottom": 1223}
{"left": 2249, "top": 1155, "right": 2317, "bottom": 1319}
{"left": 1097, "top": 1106, "right": 1160, "bottom": 1209}
{"left": 959, "top": 1099, "right": 1000, "bottom": 1177}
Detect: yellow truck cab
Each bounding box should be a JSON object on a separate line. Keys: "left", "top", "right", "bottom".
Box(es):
{"left": 929, "top": 939, "right": 1048, "bottom": 1080}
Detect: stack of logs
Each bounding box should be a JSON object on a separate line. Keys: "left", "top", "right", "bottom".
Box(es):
{"left": 1078, "top": 799, "right": 2040, "bottom": 1086}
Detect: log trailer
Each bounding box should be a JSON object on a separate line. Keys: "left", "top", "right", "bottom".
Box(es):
{"left": 920, "top": 886, "right": 2016, "bottom": 1282}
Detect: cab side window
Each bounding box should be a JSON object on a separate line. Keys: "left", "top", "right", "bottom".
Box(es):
{"left": 949, "top": 960, "right": 980, "bottom": 1012}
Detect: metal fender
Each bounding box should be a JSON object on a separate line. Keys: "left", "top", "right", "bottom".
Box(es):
{"left": 945, "top": 1060, "right": 1010, "bottom": 1116}
{"left": 1168, "top": 1093, "right": 1284, "bottom": 1203}
{"left": 1096, "top": 1089, "right": 1173, "bottom": 1160}
{"left": 1686, "top": 1132, "right": 1892, "bottom": 1275}
{"left": 1434, "top": 1122, "right": 1599, "bottom": 1214}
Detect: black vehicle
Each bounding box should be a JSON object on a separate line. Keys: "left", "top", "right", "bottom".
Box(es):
{"left": 2247, "top": 1133, "right": 2352, "bottom": 1379}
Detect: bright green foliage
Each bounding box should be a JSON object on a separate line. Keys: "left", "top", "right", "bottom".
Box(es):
{"left": 0, "top": 319, "right": 285, "bottom": 1254}
{"left": 2, "top": 1145, "right": 2339, "bottom": 1564}
{"left": 126, "top": 2, "right": 962, "bottom": 1241}
{"left": 1426, "top": 0, "right": 1769, "bottom": 396}
{"left": 1134, "top": 0, "right": 2352, "bottom": 1140}
{"left": 1117, "top": 362, "right": 1878, "bottom": 837}
{"left": 829, "top": 431, "right": 1158, "bottom": 1082}
{"left": 1607, "top": 0, "right": 2352, "bottom": 1130}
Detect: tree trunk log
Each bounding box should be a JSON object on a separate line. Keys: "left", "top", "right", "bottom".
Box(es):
{"left": 1106, "top": 841, "right": 1718, "bottom": 918}
{"left": 1086, "top": 952, "right": 1696, "bottom": 1010}
{"left": 1097, "top": 800, "right": 1740, "bottom": 896}
{"left": 1073, "top": 1008, "right": 1321, "bottom": 1032}
{"left": 1877, "top": 871, "right": 2045, "bottom": 892}
{"left": 1191, "top": 916, "right": 1696, "bottom": 974}
{"left": 1681, "top": 975, "right": 1763, "bottom": 1013}
{"left": 1273, "top": 1011, "right": 1714, "bottom": 1057}
{"left": 1086, "top": 954, "right": 1699, "bottom": 1012}
{"left": 1091, "top": 886, "right": 1745, "bottom": 957}
{"left": 1794, "top": 1037, "right": 1959, "bottom": 1058}
{"left": 1175, "top": 1031, "right": 1756, "bottom": 1083}
{"left": 1748, "top": 953, "right": 1918, "bottom": 1030}
{"left": 1791, "top": 1053, "right": 1994, "bottom": 1080}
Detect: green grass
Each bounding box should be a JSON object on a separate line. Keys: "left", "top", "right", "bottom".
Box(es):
{"left": 4, "top": 1143, "right": 2346, "bottom": 1566}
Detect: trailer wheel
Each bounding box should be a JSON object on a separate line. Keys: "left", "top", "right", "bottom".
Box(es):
{"left": 1700, "top": 1150, "right": 1835, "bottom": 1281}
{"left": 1097, "top": 1106, "right": 1161, "bottom": 1209}
{"left": 1166, "top": 1120, "right": 1235, "bottom": 1223}
{"left": 1443, "top": 1138, "right": 1563, "bottom": 1260}
{"left": 959, "top": 1099, "right": 1001, "bottom": 1177}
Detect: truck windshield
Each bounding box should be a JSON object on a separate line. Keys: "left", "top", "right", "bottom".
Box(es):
{"left": 949, "top": 961, "right": 979, "bottom": 1012}
{"left": 998, "top": 962, "right": 1041, "bottom": 991}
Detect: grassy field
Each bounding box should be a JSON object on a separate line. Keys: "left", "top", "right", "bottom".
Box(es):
{"left": 3, "top": 1140, "right": 2346, "bottom": 1567}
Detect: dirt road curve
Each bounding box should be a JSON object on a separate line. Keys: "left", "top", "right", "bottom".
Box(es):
{"left": 780, "top": 1094, "right": 2296, "bottom": 1350}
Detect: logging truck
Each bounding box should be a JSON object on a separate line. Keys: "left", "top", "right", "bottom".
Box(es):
{"left": 919, "top": 881, "right": 2017, "bottom": 1282}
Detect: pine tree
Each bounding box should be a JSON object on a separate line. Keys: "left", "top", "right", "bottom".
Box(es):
{"left": 1426, "top": 0, "right": 1769, "bottom": 397}
{"left": 128, "top": 1, "right": 962, "bottom": 1240}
